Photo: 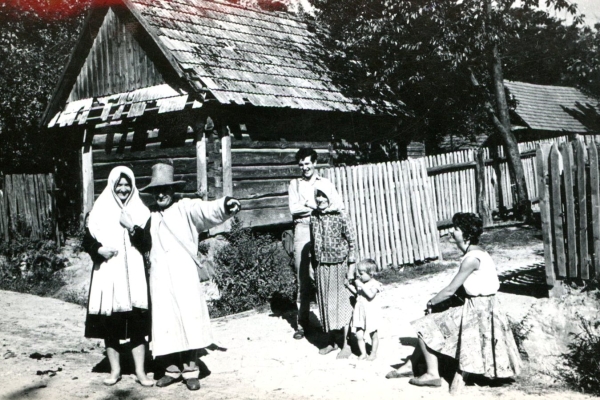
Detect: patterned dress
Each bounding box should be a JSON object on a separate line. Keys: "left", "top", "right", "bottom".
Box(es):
{"left": 311, "top": 211, "right": 356, "bottom": 332}
{"left": 411, "top": 250, "right": 521, "bottom": 378}
{"left": 351, "top": 279, "right": 383, "bottom": 334}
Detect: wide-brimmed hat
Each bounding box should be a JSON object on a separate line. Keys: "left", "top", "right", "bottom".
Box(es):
{"left": 140, "top": 163, "right": 186, "bottom": 192}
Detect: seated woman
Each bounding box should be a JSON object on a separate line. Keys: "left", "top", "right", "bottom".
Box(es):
{"left": 83, "top": 166, "right": 153, "bottom": 387}
{"left": 387, "top": 212, "right": 521, "bottom": 393}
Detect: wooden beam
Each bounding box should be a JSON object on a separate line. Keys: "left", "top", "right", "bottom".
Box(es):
{"left": 196, "top": 128, "right": 208, "bottom": 201}
{"left": 81, "top": 129, "right": 95, "bottom": 226}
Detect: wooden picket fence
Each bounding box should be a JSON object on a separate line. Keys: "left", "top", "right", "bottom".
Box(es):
{"left": 322, "top": 135, "right": 585, "bottom": 269}
{"left": 537, "top": 136, "right": 600, "bottom": 296}
{"left": 0, "top": 174, "right": 58, "bottom": 242}
{"left": 324, "top": 158, "right": 439, "bottom": 269}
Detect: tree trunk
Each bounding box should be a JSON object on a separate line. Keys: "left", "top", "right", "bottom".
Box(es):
{"left": 489, "top": 44, "right": 531, "bottom": 220}
{"left": 485, "top": 0, "right": 531, "bottom": 220}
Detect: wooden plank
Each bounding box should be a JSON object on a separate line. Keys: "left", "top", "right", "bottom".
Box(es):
{"left": 384, "top": 163, "right": 399, "bottom": 266}
{"left": 536, "top": 144, "right": 556, "bottom": 287}
{"left": 82, "top": 140, "right": 95, "bottom": 221}
{"left": 576, "top": 140, "right": 590, "bottom": 279}
{"left": 560, "top": 142, "right": 577, "bottom": 278}
{"left": 367, "top": 165, "right": 381, "bottom": 267}
{"left": 94, "top": 157, "right": 196, "bottom": 179}
{"left": 239, "top": 195, "right": 288, "bottom": 210}
{"left": 405, "top": 161, "right": 423, "bottom": 261}
{"left": 373, "top": 163, "right": 392, "bottom": 269}
{"left": 349, "top": 167, "right": 363, "bottom": 260}
{"left": 393, "top": 162, "right": 409, "bottom": 264}
{"left": 93, "top": 145, "right": 196, "bottom": 162}
{"left": 236, "top": 206, "right": 292, "bottom": 227}
{"left": 550, "top": 144, "right": 567, "bottom": 278}
{"left": 231, "top": 140, "right": 330, "bottom": 150}
{"left": 412, "top": 160, "right": 431, "bottom": 259}
{"left": 230, "top": 149, "right": 329, "bottom": 166}
{"left": 357, "top": 166, "right": 370, "bottom": 260}
{"left": 397, "top": 161, "right": 415, "bottom": 263}
{"left": 420, "top": 160, "right": 439, "bottom": 259}
{"left": 589, "top": 143, "right": 600, "bottom": 279}
{"left": 197, "top": 131, "right": 208, "bottom": 200}
{"left": 222, "top": 131, "right": 233, "bottom": 198}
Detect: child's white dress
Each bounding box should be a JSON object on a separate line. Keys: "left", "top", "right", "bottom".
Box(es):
{"left": 351, "top": 279, "right": 383, "bottom": 334}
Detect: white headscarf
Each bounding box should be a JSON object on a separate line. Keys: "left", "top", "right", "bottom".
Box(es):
{"left": 87, "top": 166, "right": 150, "bottom": 315}
{"left": 314, "top": 179, "right": 345, "bottom": 213}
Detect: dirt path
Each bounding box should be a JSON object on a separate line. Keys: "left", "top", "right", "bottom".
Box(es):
{"left": 0, "top": 227, "right": 594, "bottom": 400}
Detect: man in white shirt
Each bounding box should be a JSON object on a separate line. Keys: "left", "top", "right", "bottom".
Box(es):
{"left": 288, "top": 147, "right": 343, "bottom": 339}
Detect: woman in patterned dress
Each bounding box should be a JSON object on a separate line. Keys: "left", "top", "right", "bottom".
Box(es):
{"left": 386, "top": 212, "right": 521, "bottom": 393}
{"left": 310, "top": 180, "right": 357, "bottom": 359}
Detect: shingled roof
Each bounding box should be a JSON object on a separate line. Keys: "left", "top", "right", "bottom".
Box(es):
{"left": 45, "top": 0, "right": 402, "bottom": 127}
{"left": 504, "top": 80, "right": 600, "bottom": 133}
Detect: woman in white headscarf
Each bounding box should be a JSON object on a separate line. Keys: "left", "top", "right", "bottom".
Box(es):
{"left": 83, "top": 166, "right": 153, "bottom": 387}
{"left": 310, "top": 179, "right": 357, "bottom": 359}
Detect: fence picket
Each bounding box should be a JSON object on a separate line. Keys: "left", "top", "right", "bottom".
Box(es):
{"left": 589, "top": 143, "right": 600, "bottom": 279}
{"left": 576, "top": 140, "right": 590, "bottom": 279}
{"left": 550, "top": 144, "right": 567, "bottom": 278}
{"left": 536, "top": 144, "right": 555, "bottom": 287}
{"left": 560, "top": 142, "right": 577, "bottom": 278}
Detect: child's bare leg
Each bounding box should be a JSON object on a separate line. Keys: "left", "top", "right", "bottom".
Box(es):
{"left": 356, "top": 329, "right": 366, "bottom": 360}
{"left": 336, "top": 326, "right": 352, "bottom": 359}
{"left": 366, "top": 331, "right": 378, "bottom": 361}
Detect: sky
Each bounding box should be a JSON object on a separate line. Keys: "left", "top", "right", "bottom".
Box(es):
{"left": 542, "top": 0, "right": 600, "bottom": 27}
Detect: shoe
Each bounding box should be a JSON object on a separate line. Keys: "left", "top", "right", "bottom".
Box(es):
{"left": 156, "top": 375, "right": 182, "bottom": 388}
{"left": 385, "top": 369, "right": 414, "bottom": 379}
{"left": 408, "top": 377, "right": 442, "bottom": 387}
{"left": 293, "top": 328, "right": 305, "bottom": 340}
{"left": 103, "top": 375, "right": 121, "bottom": 386}
{"left": 135, "top": 377, "right": 155, "bottom": 387}
{"left": 185, "top": 378, "right": 201, "bottom": 391}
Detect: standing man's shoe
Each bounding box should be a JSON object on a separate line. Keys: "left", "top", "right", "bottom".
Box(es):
{"left": 156, "top": 375, "right": 181, "bottom": 388}
{"left": 185, "top": 378, "right": 201, "bottom": 391}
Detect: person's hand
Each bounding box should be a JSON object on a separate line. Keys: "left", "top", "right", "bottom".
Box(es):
{"left": 120, "top": 209, "right": 134, "bottom": 230}
{"left": 98, "top": 246, "right": 118, "bottom": 260}
{"left": 354, "top": 278, "right": 362, "bottom": 288}
{"left": 225, "top": 198, "right": 241, "bottom": 214}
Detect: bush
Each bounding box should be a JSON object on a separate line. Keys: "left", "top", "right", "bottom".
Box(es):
{"left": 210, "top": 219, "right": 295, "bottom": 318}
{"left": 562, "top": 315, "right": 600, "bottom": 395}
{"left": 0, "top": 232, "right": 67, "bottom": 297}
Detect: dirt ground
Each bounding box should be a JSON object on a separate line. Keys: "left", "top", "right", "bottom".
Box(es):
{"left": 0, "top": 225, "right": 595, "bottom": 400}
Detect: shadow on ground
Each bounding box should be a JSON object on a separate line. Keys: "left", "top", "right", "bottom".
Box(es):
{"left": 498, "top": 263, "right": 547, "bottom": 299}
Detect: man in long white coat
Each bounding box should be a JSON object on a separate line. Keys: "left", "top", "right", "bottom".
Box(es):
{"left": 122, "top": 162, "right": 240, "bottom": 391}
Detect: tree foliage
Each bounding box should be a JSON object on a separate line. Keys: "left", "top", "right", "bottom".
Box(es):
{"left": 0, "top": 0, "right": 90, "bottom": 172}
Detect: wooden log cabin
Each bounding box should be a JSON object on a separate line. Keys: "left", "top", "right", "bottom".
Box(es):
{"left": 43, "top": 0, "right": 404, "bottom": 230}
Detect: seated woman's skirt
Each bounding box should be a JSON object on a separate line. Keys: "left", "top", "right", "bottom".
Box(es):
{"left": 411, "top": 296, "right": 521, "bottom": 378}
{"left": 85, "top": 307, "right": 150, "bottom": 341}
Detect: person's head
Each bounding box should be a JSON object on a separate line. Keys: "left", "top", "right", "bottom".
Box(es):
{"left": 356, "top": 259, "right": 377, "bottom": 283}
{"left": 295, "top": 147, "right": 318, "bottom": 180}
{"left": 451, "top": 212, "right": 483, "bottom": 246}
{"left": 147, "top": 185, "right": 176, "bottom": 210}
{"left": 140, "top": 161, "right": 185, "bottom": 209}
{"left": 315, "top": 189, "right": 330, "bottom": 211}
{"left": 114, "top": 173, "right": 132, "bottom": 204}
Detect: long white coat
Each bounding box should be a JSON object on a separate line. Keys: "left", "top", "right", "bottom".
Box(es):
{"left": 148, "top": 198, "right": 231, "bottom": 357}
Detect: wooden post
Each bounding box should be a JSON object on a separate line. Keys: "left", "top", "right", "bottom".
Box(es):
{"left": 537, "top": 145, "right": 563, "bottom": 297}
{"left": 211, "top": 124, "right": 233, "bottom": 234}
{"left": 550, "top": 144, "right": 567, "bottom": 283}
{"left": 195, "top": 125, "right": 208, "bottom": 201}
{"left": 576, "top": 140, "right": 590, "bottom": 279}
{"left": 476, "top": 148, "right": 493, "bottom": 227}
{"left": 560, "top": 142, "right": 576, "bottom": 278}
{"left": 589, "top": 143, "right": 600, "bottom": 279}
{"left": 81, "top": 129, "right": 94, "bottom": 227}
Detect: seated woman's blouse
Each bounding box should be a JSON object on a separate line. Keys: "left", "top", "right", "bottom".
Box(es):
{"left": 461, "top": 249, "right": 500, "bottom": 296}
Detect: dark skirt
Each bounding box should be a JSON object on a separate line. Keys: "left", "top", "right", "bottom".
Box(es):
{"left": 85, "top": 307, "right": 150, "bottom": 341}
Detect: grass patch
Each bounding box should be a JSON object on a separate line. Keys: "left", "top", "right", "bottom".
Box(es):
{"left": 375, "top": 261, "right": 458, "bottom": 286}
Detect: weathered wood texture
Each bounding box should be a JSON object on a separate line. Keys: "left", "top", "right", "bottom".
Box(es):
{"left": 539, "top": 138, "right": 600, "bottom": 295}
{"left": 0, "top": 174, "right": 56, "bottom": 241}
{"left": 323, "top": 158, "right": 440, "bottom": 269}
{"left": 89, "top": 126, "right": 331, "bottom": 227}
{"left": 68, "top": 8, "right": 165, "bottom": 102}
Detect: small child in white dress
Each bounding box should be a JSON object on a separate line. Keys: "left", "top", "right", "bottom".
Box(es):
{"left": 345, "top": 258, "right": 383, "bottom": 361}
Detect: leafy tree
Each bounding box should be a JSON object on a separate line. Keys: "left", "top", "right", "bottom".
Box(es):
{"left": 0, "top": 0, "right": 90, "bottom": 172}
{"left": 313, "top": 0, "right": 584, "bottom": 219}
